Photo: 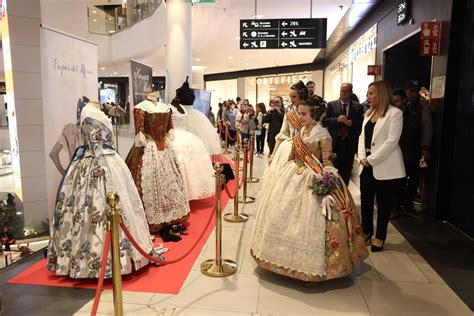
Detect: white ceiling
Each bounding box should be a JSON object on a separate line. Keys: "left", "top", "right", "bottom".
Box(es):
{"left": 99, "top": 0, "right": 352, "bottom": 77}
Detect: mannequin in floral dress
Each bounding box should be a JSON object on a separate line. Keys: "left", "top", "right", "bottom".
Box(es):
{"left": 47, "top": 101, "right": 155, "bottom": 278}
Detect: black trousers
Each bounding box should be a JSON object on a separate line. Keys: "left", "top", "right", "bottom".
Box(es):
{"left": 360, "top": 166, "right": 404, "bottom": 241}
{"left": 402, "top": 162, "right": 420, "bottom": 211}
{"left": 267, "top": 136, "right": 276, "bottom": 155}
{"left": 256, "top": 129, "right": 266, "bottom": 154}
{"left": 334, "top": 137, "right": 356, "bottom": 185}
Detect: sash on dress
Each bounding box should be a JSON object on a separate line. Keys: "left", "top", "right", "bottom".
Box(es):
{"left": 287, "top": 110, "right": 302, "bottom": 132}
{"left": 293, "top": 134, "right": 353, "bottom": 233}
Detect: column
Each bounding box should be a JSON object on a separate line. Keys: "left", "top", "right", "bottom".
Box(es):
{"left": 165, "top": 0, "right": 192, "bottom": 102}
{"left": 2, "top": 0, "right": 48, "bottom": 227}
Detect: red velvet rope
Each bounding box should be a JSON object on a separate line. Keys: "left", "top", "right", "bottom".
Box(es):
{"left": 225, "top": 126, "right": 237, "bottom": 141}
{"left": 91, "top": 231, "right": 111, "bottom": 316}
{"left": 90, "top": 190, "right": 221, "bottom": 316}
{"left": 121, "top": 193, "right": 219, "bottom": 265}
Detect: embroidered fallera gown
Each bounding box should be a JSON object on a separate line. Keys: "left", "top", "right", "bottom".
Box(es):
{"left": 125, "top": 100, "right": 190, "bottom": 228}
{"left": 47, "top": 103, "right": 153, "bottom": 279}
{"left": 261, "top": 105, "right": 300, "bottom": 191}
{"left": 250, "top": 124, "right": 368, "bottom": 282}
{"left": 170, "top": 106, "right": 215, "bottom": 200}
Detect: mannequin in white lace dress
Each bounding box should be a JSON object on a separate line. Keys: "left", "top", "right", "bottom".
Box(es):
{"left": 172, "top": 78, "right": 222, "bottom": 157}
{"left": 125, "top": 93, "right": 190, "bottom": 233}
{"left": 170, "top": 106, "right": 215, "bottom": 200}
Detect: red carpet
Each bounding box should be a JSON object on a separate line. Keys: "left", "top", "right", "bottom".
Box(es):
{"left": 8, "top": 179, "right": 235, "bottom": 294}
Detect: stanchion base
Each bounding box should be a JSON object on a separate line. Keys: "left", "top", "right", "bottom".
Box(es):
{"left": 224, "top": 212, "right": 249, "bottom": 222}
{"left": 238, "top": 196, "right": 255, "bottom": 204}
{"left": 246, "top": 177, "right": 260, "bottom": 183}
{"left": 200, "top": 259, "right": 237, "bottom": 277}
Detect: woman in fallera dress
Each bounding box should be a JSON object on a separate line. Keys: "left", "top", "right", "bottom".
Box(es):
{"left": 263, "top": 81, "right": 307, "bottom": 188}
{"left": 250, "top": 99, "right": 368, "bottom": 283}
{"left": 47, "top": 101, "right": 155, "bottom": 279}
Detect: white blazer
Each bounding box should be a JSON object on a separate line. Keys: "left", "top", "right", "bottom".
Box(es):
{"left": 358, "top": 105, "right": 406, "bottom": 180}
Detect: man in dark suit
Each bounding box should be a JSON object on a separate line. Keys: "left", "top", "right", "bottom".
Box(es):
{"left": 325, "top": 83, "right": 364, "bottom": 185}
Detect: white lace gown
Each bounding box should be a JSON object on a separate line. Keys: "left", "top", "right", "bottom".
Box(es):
{"left": 182, "top": 105, "right": 222, "bottom": 156}
{"left": 170, "top": 107, "right": 215, "bottom": 200}
{"left": 125, "top": 101, "right": 190, "bottom": 227}
{"left": 251, "top": 125, "right": 330, "bottom": 278}
{"left": 261, "top": 106, "right": 299, "bottom": 191}
{"left": 47, "top": 104, "right": 153, "bottom": 279}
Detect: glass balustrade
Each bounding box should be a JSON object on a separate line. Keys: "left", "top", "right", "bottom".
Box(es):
{"left": 88, "top": 0, "right": 162, "bottom": 35}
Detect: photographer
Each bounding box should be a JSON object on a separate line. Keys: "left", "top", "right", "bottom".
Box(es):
{"left": 263, "top": 97, "right": 285, "bottom": 156}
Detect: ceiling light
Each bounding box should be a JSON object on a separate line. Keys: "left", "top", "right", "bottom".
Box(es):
{"left": 244, "top": 62, "right": 249, "bottom": 66}
{"left": 93, "top": 19, "right": 97, "bottom": 22}
{"left": 108, "top": 17, "right": 112, "bottom": 20}
{"left": 228, "top": 56, "right": 234, "bottom": 59}
{"left": 109, "top": 30, "right": 115, "bottom": 33}
{"left": 92, "top": 10, "right": 97, "bottom": 14}
{"left": 113, "top": 71, "right": 118, "bottom": 75}
{"left": 100, "top": 67, "right": 106, "bottom": 70}
{"left": 110, "top": 73, "right": 114, "bottom": 76}
{"left": 195, "top": 58, "right": 201, "bottom": 61}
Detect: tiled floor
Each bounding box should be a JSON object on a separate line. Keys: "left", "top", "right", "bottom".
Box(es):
{"left": 1, "top": 152, "right": 473, "bottom": 315}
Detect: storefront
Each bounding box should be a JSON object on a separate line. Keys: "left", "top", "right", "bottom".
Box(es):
{"left": 324, "top": 25, "right": 377, "bottom": 102}
{"left": 205, "top": 70, "right": 323, "bottom": 110}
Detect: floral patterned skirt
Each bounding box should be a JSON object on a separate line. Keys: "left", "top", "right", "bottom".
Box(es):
{"left": 47, "top": 149, "right": 153, "bottom": 279}
{"left": 250, "top": 162, "right": 368, "bottom": 282}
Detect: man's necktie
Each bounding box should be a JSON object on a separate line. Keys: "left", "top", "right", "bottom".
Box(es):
{"left": 340, "top": 103, "right": 348, "bottom": 139}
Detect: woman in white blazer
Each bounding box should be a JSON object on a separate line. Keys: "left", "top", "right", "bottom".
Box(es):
{"left": 358, "top": 81, "right": 405, "bottom": 252}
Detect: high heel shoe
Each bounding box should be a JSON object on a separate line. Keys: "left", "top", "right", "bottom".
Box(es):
{"left": 371, "top": 239, "right": 384, "bottom": 252}
{"left": 364, "top": 234, "right": 372, "bottom": 246}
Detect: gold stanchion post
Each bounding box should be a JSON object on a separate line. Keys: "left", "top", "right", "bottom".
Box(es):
{"left": 223, "top": 121, "right": 230, "bottom": 154}
{"left": 247, "top": 130, "right": 260, "bottom": 183}
{"left": 106, "top": 192, "right": 124, "bottom": 316}
{"left": 224, "top": 145, "right": 249, "bottom": 222}
{"left": 239, "top": 139, "right": 255, "bottom": 204}
{"left": 201, "top": 164, "right": 237, "bottom": 277}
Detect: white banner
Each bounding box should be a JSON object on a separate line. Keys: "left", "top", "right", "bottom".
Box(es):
{"left": 41, "top": 26, "right": 98, "bottom": 219}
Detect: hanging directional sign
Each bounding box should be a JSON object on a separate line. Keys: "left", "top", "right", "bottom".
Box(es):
{"left": 240, "top": 18, "right": 327, "bottom": 49}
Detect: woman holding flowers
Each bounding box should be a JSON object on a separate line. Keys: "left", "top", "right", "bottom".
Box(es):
{"left": 250, "top": 99, "right": 368, "bottom": 283}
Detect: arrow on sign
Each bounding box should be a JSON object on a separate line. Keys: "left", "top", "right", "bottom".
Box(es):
{"left": 251, "top": 41, "right": 258, "bottom": 48}
{"left": 243, "top": 32, "right": 248, "bottom": 37}
{"left": 282, "top": 31, "right": 288, "bottom": 37}
{"left": 242, "top": 22, "right": 248, "bottom": 28}
{"left": 282, "top": 21, "right": 288, "bottom": 27}
{"left": 281, "top": 41, "right": 288, "bottom": 47}
{"left": 243, "top": 42, "right": 249, "bottom": 48}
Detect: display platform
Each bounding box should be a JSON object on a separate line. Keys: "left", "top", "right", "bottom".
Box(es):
{"left": 8, "top": 178, "right": 236, "bottom": 294}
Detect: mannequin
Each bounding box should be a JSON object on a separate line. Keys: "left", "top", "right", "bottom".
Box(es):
{"left": 47, "top": 100, "right": 155, "bottom": 279}
{"left": 49, "top": 96, "right": 88, "bottom": 175}
{"left": 174, "top": 78, "right": 235, "bottom": 182}
{"left": 125, "top": 92, "right": 190, "bottom": 239}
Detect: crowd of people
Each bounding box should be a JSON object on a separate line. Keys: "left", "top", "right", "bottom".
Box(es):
{"left": 213, "top": 78, "right": 432, "bottom": 283}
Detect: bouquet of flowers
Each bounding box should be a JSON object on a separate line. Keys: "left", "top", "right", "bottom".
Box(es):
{"left": 309, "top": 167, "right": 339, "bottom": 196}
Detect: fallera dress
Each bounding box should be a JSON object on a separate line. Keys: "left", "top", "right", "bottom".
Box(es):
{"left": 181, "top": 105, "right": 222, "bottom": 157}
{"left": 47, "top": 103, "right": 154, "bottom": 279}
{"left": 170, "top": 106, "right": 215, "bottom": 201}
{"left": 261, "top": 105, "right": 300, "bottom": 192}
{"left": 250, "top": 124, "right": 368, "bottom": 282}
{"left": 125, "top": 100, "right": 190, "bottom": 228}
